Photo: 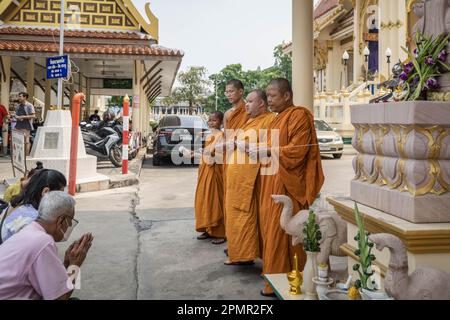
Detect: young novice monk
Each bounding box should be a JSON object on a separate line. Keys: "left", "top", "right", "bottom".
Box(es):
{"left": 194, "top": 111, "right": 226, "bottom": 245}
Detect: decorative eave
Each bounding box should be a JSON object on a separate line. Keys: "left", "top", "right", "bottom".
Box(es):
{"left": 314, "top": 4, "right": 347, "bottom": 39}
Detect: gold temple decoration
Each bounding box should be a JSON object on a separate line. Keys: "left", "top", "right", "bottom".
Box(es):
{"left": 352, "top": 124, "right": 450, "bottom": 197}
{"left": 287, "top": 254, "right": 303, "bottom": 295}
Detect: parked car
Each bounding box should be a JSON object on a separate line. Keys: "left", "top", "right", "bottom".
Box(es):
{"left": 152, "top": 115, "right": 209, "bottom": 166}
{"left": 314, "top": 120, "right": 344, "bottom": 159}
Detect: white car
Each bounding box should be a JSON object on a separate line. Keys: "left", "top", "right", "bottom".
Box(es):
{"left": 314, "top": 120, "right": 344, "bottom": 159}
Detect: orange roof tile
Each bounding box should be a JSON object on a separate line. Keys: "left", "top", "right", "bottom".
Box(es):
{"left": 0, "top": 40, "right": 184, "bottom": 57}
{"left": 0, "top": 26, "right": 152, "bottom": 40}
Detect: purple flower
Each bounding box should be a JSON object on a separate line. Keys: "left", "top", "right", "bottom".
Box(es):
{"left": 413, "top": 48, "right": 419, "bottom": 57}
{"left": 425, "top": 56, "right": 435, "bottom": 66}
{"left": 425, "top": 77, "right": 439, "bottom": 89}
{"left": 404, "top": 62, "right": 414, "bottom": 74}
{"left": 438, "top": 50, "right": 447, "bottom": 62}
{"left": 399, "top": 72, "right": 408, "bottom": 81}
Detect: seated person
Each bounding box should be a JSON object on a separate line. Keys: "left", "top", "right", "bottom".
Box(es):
{"left": 0, "top": 191, "right": 94, "bottom": 300}
{"left": 0, "top": 169, "right": 66, "bottom": 244}
{"left": 3, "top": 162, "right": 44, "bottom": 203}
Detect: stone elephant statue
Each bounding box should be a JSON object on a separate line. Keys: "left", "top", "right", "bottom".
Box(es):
{"left": 272, "top": 195, "right": 347, "bottom": 265}
{"left": 369, "top": 233, "right": 450, "bottom": 300}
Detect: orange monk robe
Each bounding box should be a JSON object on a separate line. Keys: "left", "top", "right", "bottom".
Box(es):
{"left": 223, "top": 100, "right": 249, "bottom": 213}
{"left": 225, "top": 112, "right": 276, "bottom": 262}
{"left": 225, "top": 100, "right": 249, "bottom": 131}
{"left": 195, "top": 129, "right": 226, "bottom": 238}
{"left": 259, "top": 106, "right": 324, "bottom": 293}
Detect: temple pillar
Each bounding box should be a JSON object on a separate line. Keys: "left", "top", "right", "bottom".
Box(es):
{"left": 44, "top": 79, "right": 52, "bottom": 121}
{"left": 353, "top": 0, "right": 364, "bottom": 83}
{"left": 85, "top": 77, "right": 91, "bottom": 120}
{"left": 292, "top": 0, "right": 314, "bottom": 111}
{"left": 379, "top": 0, "right": 391, "bottom": 79}
{"left": 132, "top": 61, "right": 141, "bottom": 133}
{"left": 1, "top": 56, "right": 11, "bottom": 108}
{"left": 26, "top": 57, "right": 35, "bottom": 98}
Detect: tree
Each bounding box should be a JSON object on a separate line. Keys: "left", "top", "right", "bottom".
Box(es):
{"left": 273, "top": 44, "right": 292, "bottom": 83}
{"left": 206, "top": 45, "right": 293, "bottom": 113}
{"left": 173, "top": 66, "right": 210, "bottom": 115}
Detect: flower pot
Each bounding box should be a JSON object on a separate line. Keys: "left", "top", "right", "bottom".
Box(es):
{"left": 358, "top": 288, "right": 393, "bottom": 300}
{"left": 301, "top": 251, "right": 318, "bottom": 300}
{"left": 317, "top": 264, "right": 329, "bottom": 280}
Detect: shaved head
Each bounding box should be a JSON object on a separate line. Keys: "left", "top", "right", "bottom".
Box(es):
{"left": 250, "top": 89, "right": 268, "bottom": 105}
{"left": 226, "top": 79, "right": 244, "bottom": 91}
{"left": 268, "top": 78, "right": 293, "bottom": 96}
{"left": 266, "top": 78, "right": 294, "bottom": 113}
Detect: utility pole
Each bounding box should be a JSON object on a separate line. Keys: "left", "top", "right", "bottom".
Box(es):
{"left": 57, "top": 0, "right": 65, "bottom": 109}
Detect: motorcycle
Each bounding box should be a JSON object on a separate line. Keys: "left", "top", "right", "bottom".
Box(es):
{"left": 80, "top": 121, "right": 122, "bottom": 167}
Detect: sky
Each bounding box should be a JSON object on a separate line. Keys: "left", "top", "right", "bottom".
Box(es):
{"left": 133, "top": 0, "right": 294, "bottom": 76}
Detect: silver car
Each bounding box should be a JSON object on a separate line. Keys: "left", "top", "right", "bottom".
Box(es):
{"left": 314, "top": 120, "right": 344, "bottom": 159}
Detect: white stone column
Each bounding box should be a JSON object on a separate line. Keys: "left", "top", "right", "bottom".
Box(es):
{"left": 132, "top": 61, "right": 141, "bottom": 133}
{"left": 379, "top": 0, "right": 391, "bottom": 79}
{"left": 353, "top": 0, "right": 364, "bottom": 84}
{"left": 292, "top": 0, "right": 314, "bottom": 112}
{"left": 139, "top": 84, "right": 147, "bottom": 138}
{"left": 44, "top": 79, "right": 52, "bottom": 121}
{"left": 1, "top": 56, "right": 11, "bottom": 108}
{"left": 26, "top": 57, "right": 35, "bottom": 98}
{"left": 397, "top": 0, "right": 408, "bottom": 62}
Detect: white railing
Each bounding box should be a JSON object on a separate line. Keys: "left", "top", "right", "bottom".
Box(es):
{"left": 313, "top": 79, "right": 386, "bottom": 137}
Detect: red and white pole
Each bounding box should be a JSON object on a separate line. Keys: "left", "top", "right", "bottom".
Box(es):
{"left": 122, "top": 95, "right": 130, "bottom": 174}
{"left": 68, "top": 92, "right": 85, "bottom": 196}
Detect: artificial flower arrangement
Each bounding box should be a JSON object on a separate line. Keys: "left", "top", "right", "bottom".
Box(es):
{"left": 399, "top": 32, "right": 449, "bottom": 101}
{"left": 303, "top": 210, "right": 322, "bottom": 253}
{"left": 352, "top": 204, "right": 377, "bottom": 291}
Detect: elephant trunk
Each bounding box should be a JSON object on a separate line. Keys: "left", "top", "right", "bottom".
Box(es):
{"left": 369, "top": 233, "right": 408, "bottom": 270}
{"left": 272, "top": 195, "right": 294, "bottom": 231}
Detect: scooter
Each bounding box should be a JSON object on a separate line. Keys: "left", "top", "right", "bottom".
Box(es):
{"left": 80, "top": 122, "right": 122, "bottom": 167}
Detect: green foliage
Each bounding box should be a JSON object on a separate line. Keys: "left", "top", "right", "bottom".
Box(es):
{"left": 167, "top": 66, "right": 210, "bottom": 114}
{"left": 353, "top": 203, "right": 377, "bottom": 291}
{"left": 149, "top": 120, "right": 158, "bottom": 131}
{"left": 303, "top": 210, "right": 322, "bottom": 253}
{"left": 400, "top": 32, "right": 450, "bottom": 101}
{"left": 206, "top": 45, "right": 293, "bottom": 113}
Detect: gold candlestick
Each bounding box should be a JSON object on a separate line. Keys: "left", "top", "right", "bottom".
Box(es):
{"left": 287, "top": 254, "right": 303, "bottom": 295}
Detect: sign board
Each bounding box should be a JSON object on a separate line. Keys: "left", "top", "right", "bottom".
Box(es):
{"left": 44, "top": 132, "right": 59, "bottom": 150}
{"left": 11, "top": 129, "right": 27, "bottom": 177}
{"left": 103, "top": 79, "right": 133, "bottom": 89}
{"left": 46, "top": 55, "right": 69, "bottom": 79}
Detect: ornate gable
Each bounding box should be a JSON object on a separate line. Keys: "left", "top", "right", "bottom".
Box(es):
{"left": 5, "top": 0, "right": 140, "bottom": 31}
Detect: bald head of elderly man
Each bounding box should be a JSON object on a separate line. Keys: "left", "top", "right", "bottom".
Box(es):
{"left": 0, "top": 191, "right": 94, "bottom": 300}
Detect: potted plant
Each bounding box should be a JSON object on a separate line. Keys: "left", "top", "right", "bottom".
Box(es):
{"left": 301, "top": 210, "right": 322, "bottom": 300}
{"left": 399, "top": 32, "right": 449, "bottom": 101}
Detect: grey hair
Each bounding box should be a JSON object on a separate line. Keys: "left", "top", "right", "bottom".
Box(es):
{"left": 38, "top": 191, "right": 76, "bottom": 222}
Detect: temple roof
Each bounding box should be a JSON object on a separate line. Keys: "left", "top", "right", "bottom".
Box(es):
{"left": 314, "top": 0, "right": 340, "bottom": 19}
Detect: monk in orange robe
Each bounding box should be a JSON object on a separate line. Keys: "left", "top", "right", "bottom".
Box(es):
{"left": 223, "top": 79, "right": 248, "bottom": 131}
{"left": 224, "top": 90, "right": 275, "bottom": 265}
{"left": 221, "top": 79, "right": 249, "bottom": 256}
{"left": 250, "top": 78, "right": 324, "bottom": 296}
{"left": 195, "top": 112, "right": 226, "bottom": 244}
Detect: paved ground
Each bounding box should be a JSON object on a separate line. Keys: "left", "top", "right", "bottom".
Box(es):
{"left": 50, "top": 148, "right": 356, "bottom": 300}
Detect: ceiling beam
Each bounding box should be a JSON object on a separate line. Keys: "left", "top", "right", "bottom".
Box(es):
{"left": 145, "top": 76, "right": 162, "bottom": 96}
{"left": 143, "top": 68, "right": 162, "bottom": 92}
{"left": 147, "top": 82, "right": 161, "bottom": 98}
{"left": 140, "top": 60, "right": 162, "bottom": 84}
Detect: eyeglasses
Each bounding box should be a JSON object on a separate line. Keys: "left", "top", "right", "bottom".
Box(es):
{"left": 63, "top": 216, "right": 79, "bottom": 228}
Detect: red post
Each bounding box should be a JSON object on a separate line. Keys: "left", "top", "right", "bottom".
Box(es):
{"left": 68, "top": 93, "right": 85, "bottom": 196}
{"left": 122, "top": 95, "right": 130, "bottom": 174}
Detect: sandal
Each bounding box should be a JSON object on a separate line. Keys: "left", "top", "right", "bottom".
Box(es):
{"left": 224, "top": 248, "right": 228, "bottom": 256}
{"left": 196, "top": 232, "right": 210, "bottom": 240}
{"left": 211, "top": 238, "right": 226, "bottom": 245}
{"left": 260, "top": 290, "right": 277, "bottom": 298}
{"left": 224, "top": 260, "right": 255, "bottom": 266}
